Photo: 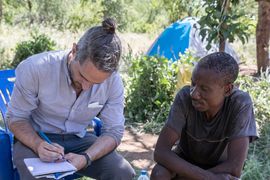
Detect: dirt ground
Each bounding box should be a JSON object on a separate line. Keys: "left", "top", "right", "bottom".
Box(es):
{"left": 117, "top": 127, "right": 159, "bottom": 177}
{"left": 238, "top": 63, "right": 258, "bottom": 76}
{"left": 117, "top": 63, "right": 258, "bottom": 177}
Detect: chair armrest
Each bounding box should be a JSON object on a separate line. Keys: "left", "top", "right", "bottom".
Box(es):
{"left": 90, "top": 117, "right": 102, "bottom": 137}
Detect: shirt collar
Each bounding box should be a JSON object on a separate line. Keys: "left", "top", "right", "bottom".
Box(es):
{"left": 63, "top": 49, "right": 72, "bottom": 86}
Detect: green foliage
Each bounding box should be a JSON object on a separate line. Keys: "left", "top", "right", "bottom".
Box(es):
{"left": 237, "top": 76, "right": 270, "bottom": 124}
{"left": 236, "top": 75, "right": 270, "bottom": 179}
{"left": 120, "top": 44, "right": 138, "bottom": 73}
{"left": 65, "top": 1, "right": 103, "bottom": 33}
{"left": 178, "top": 49, "right": 200, "bottom": 66}
{"left": 0, "top": 46, "right": 12, "bottom": 70}
{"left": 2, "top": 0, "right": 69, "bottom": 27}
{"left": 1, "top": 0, "right": 167, "bottom": 34}
{"left": 1, "top": 0, "right": 259, "bottom": 36}
{"left": 124, "top": 55, "right": 178, "bottom": 123}
{"left": 11, "top": 33, "right": 56, "bottom": 68}
{"left": 161, "top": 0, "right": 199, "bottom": 23}
{"left": 260, "top": 66, "right": 270, "bottom": 82}
{"left": 143, "top": 120, "right": 164, "bottom": 134}
{"left": 196, "top": 0, "right": 252, "bottom": 50}
{"left": 101, "top": 0, "right": 128, "bottom": 31}
{"left": 124, "top": 0, "right": 167, "bottom": 34}
{"left": 2, "top": 0, "right": 103, "bottom": 31}
{"left": 35, "top": 0, "right": 68, "bottom": 27}
{"left": 230, "top": 0, "right": 258, "bottom": 35}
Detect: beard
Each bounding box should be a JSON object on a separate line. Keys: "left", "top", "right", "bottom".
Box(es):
{"left": 68, "top": 60, "right": 82, "bottom": 90}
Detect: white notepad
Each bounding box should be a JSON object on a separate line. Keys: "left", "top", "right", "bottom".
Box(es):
{"left": 24, "top": 158, "right": 77, "bottom": 179}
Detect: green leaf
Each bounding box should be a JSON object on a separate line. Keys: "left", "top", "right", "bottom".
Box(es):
{"left": 155, "top": 100, "right": 161, "bottom": 105}
{"left": 200, "top": 29, "right": 207, "bottom": 42}
{"left": 243, "top": 33, "right": 249, "bottom": 43}
{"left": 213, "top": 11, "right": 221, "bottom": 19}
{"left": 227, "top": 25, "right": 233, "bottom": 33}
{"left": 206, "top": 44, "right": 212, "bottom": 50}
{"left": 220, "top": 29, "right": 229, "bottom": 40}
{"left": 129, "top": 112, "right": 133, "bottom": 118}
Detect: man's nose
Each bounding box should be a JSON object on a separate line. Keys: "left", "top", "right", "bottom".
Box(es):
{"left": 81, "top": 80, "right": 91, "bottom": 90}
{"left": 190, "top": 86, "right": 200, "bottom": 99}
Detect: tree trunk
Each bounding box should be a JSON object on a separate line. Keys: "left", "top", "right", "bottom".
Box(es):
{"left": 27, "top": 0, "right": 34, "bottom": 24}
{"left": 0, "top": 0, "right": 2, "bottom": 24}
{"left": 219, "top": 0, "right": 230, "bottom": 52}
{"left": 256, "top": 1, "right": 270, "bottom": 72}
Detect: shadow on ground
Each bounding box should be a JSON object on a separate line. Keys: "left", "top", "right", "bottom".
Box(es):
{"left": 117, "top": 127, "right": 159, "bottom": 177}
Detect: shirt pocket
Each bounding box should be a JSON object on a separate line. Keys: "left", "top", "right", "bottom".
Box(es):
{"left": 80, "top": 105, "right": 104, "bottom": 123}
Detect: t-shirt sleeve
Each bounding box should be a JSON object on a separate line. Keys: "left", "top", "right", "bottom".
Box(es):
{"left": 165, "top": 86, "right": 188, "bottom": 136}
{"left": 229, "top": 92, "right": 259, "bottom": 143}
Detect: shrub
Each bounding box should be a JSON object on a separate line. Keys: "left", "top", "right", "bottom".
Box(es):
{"left": 124, "top": 55, "right": 178, "bottom": 123}
{"left": 11, "top": 33, "right": 56, "bottom": 68}
{"left": 236, "top": 75, "right": 270, "bottom": 179}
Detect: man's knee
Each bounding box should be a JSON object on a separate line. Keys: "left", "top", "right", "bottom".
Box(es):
{"left": 79, "top": 151, "right": 135, "bottom": 180}
{"left": 150, "top": 164, "right": 175, "bottom": 180}
{"left": 111, "top": 158, "right": 135, "bottom": 180}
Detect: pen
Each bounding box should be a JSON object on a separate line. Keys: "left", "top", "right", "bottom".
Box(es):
{"left": 55, "top": 172, "right": 59, "bottom": 179}
{"left": 39, "top": 131, "right": 66, "bottom": 160}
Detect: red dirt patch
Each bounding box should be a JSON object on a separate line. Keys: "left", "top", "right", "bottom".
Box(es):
{"left": 239, "top": 64, "right": 258, "bottom": 76}
{"left": 117, "top": 128, "right": 159, "bottom": 176}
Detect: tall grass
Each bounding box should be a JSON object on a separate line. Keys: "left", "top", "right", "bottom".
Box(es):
{"left": 237, "top": 75, "right": 270, "bottom": 180}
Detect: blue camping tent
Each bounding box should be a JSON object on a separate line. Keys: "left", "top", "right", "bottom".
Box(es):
{"left": 145, "top": 17, "right": 241, "bottom": 63}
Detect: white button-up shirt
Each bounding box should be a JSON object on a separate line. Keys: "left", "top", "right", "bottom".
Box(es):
{"left": 5, "top": 50, "right": 125, "bottom": 146}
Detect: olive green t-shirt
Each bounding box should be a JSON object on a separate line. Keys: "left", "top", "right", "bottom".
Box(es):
{"left": 166, "top": 85, "right": 259, "bottom": 169}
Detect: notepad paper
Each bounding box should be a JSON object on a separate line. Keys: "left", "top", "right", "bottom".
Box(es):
{"left": 24, "top": 158, "right": 77, "bottom": 179}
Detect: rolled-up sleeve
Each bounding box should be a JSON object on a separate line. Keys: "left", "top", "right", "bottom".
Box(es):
{"left": 99, "top": 74, "right": 125, "bottom": 146}
{"left": 5, "top": 59, "right": 39, "bottom": 129}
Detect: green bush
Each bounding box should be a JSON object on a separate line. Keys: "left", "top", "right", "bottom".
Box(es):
{"left": 124, "top": 55, "right": 178, "bottom": 123}
{"left": 236, "top": 75, "right": 270, "bottom": 179}
{"left": 11, "top": 33, "right": 56, "bottom": 68}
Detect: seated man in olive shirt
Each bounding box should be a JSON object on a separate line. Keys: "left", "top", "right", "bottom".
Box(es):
{"left": 150, "top": 52, "right": 258, "bottom": 180}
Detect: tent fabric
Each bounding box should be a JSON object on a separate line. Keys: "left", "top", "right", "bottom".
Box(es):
{"left": 145, "top": 17, "right": 241, "bottom": 64}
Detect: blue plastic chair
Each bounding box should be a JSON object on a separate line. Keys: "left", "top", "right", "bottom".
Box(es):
{"left": 0, "top": 69, "right": 102, "bottom": 180}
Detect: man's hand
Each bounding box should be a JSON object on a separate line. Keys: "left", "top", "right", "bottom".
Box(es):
{"left": 37, "top": 141, "right": 65, "bottom": 162}
{"left": 65, "top": 153, "right": 87, "bottom": 171}
{"left": 215, "top": 173, "right": 241, "bottom": 180}
{"left": 173, "top": 173, "right": 241, "bottom": 180}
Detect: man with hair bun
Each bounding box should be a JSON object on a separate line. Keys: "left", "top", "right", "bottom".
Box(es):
{"left": 151, "top": 52, "right": 259, "bottom": 180}
{"left": 6, "top": 18, "right": 135, "bottom": 179}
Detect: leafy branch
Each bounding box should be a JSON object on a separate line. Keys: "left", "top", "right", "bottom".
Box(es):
{"left": 195, "top": 0, "right": 251, "bottom": 51}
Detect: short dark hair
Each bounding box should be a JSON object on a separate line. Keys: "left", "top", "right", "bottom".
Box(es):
{"left": 75, "top": 17, "right": 122, "bottom": 73}
{"left": 196, "top": 52, "right": 239, "bottom": 86}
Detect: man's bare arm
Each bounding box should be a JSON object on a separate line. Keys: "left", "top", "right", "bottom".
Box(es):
{"left": 10, "top": 121, "right": 44, "bottom": 153}
{"left": 207, "top": 136, "right": 249, "bottom": 178}
{"left": 10, "top": 121, "right": 65, "bottom": 162}
{"left": 154, "top": 125, "right": 226, "bottom": 180}
{"left": 86, "top": 135, "right": 116, "bottom": 161}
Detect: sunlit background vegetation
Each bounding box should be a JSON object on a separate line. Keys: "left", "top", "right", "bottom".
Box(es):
{"left": 0, "top": 0, "right": 269, "bottom": 179}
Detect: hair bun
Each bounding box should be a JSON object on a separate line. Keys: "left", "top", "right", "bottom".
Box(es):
{"left": 102, "top": 18, "right": 117, "bottom": 34}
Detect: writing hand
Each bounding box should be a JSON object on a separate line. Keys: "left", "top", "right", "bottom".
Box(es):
{"left": 65, "top": 152, "right": 88, "bottom": 171}
{"left": 37, "top": 141, "right": 65, "bottom": 162}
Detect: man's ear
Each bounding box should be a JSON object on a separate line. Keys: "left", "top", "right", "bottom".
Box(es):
{"left": 224, "top": 83, "right": 234, "bottom": 97}
{"left": 71, "top": 43, "right": 77, "bottom": 55}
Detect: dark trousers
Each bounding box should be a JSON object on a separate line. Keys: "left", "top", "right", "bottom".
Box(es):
{"left": 13, "top": 131, "right": 135, "bottom": 180}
